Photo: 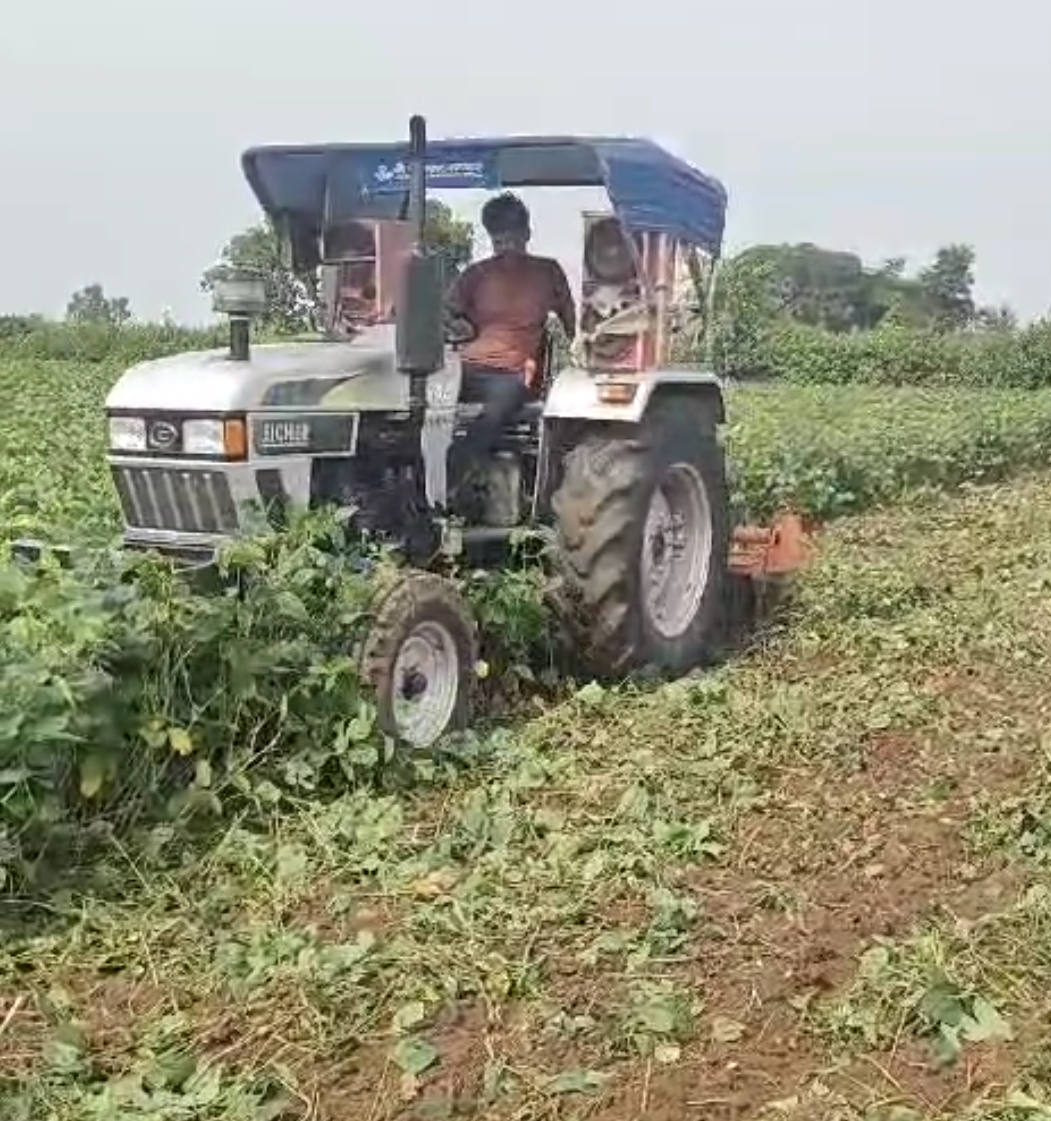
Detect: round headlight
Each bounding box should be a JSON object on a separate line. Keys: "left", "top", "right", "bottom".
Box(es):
{"left": 109, "top": 416, "right": 147, "bottom": 451}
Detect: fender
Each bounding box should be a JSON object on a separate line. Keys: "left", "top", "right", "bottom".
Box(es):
{"left": 541, "top": 364, "right": 726, "bottom": 426}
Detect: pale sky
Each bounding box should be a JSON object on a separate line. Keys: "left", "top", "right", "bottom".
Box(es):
{"left": 3, "top": 0, "right": 1050, "bottom": 323}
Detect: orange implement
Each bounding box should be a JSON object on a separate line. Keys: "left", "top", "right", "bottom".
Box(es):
{"left": 729, "top": 512, "right": 813, "bottom": 579}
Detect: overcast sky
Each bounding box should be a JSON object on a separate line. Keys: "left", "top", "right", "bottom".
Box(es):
{"left": 3, "top": 0, "right": 1050, "bottom": 323}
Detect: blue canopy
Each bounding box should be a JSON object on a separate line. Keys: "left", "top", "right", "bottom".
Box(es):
{"left": 241, "top": 135, "right": 728, "bottom": 257}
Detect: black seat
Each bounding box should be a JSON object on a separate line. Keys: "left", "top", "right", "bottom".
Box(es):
{"left": 454, "top": 397, "right": 544, "bottom": 429}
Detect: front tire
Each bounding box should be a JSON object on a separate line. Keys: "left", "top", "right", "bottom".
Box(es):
{"left": 550, "top": 400, "right": 730, "bottom": 677}
{"left": 361, "top": 571, "right": 477, "bottom": 749}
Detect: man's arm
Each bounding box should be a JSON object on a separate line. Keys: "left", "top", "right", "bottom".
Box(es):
{"left": 445, "top": 263, "right": 481, "bottom": 345}
{"left": 446, "top": 263, "right": 477, "bottom": 322}
{"left": 547, "top": 259, "right": 577, "bottom": 340}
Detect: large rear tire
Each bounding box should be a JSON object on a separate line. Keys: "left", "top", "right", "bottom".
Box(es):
{"left": 550, "top": 399, "right": 730, "bottom": 678}
{"left": 361, "top": 571, "right": 477, "bottom": 749}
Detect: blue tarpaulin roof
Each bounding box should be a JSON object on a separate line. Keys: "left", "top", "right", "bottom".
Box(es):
{"left": 241, "top": 135, "right": 728, "bottom": 257}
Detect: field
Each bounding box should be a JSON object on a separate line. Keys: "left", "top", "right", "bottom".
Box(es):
{"left": 4, "top": 354, "right": 1051, "bottom": 1119}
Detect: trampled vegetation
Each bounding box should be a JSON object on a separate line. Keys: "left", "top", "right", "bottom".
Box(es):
{"left": 5, "top": 399, "right": 1051, "bottom": 1117}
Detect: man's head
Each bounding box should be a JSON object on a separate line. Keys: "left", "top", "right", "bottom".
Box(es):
{"left": 481, "top": 192, "right": 531, "bottom": 254}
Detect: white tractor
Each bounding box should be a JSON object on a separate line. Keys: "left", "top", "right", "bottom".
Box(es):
{"left": 29, "top": 116, "right": 807, "bottom": 748}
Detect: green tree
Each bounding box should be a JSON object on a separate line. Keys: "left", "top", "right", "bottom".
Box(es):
{"left": 917, "top": 244, "right": 976, "bottom": 330}
{"left": 709, "top": 254, "right": 780, "bottom": 376}
{"left": 730, "top": 243, "right": 870, "bottom": 331}
{"left": 201, "top": 222, "right": 314, "bottom": 334}
{"left": 718, "top": 244, "right": 932, "bottom": 333}
{"left": 424, "top": 199, "right": 474, "bottom": 279}
{"left": 66, "top": 284, "right": 132, "bottom": 326}
{"left": 857, "top": 257, "right": 930, "bottom": 329}
{"left": 713, "top": 243, "right": 988, "bottom": 337}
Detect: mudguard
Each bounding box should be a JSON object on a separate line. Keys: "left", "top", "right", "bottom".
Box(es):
{"left": 541, "top": 365, "right": 725, "bottom": 426}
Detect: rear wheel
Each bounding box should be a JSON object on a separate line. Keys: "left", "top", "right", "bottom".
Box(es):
{"left": 361, "top": 571, "right": 477, "bottom": 749}
{"left": 550, "top": 400, "right": 729, "bottom": 677}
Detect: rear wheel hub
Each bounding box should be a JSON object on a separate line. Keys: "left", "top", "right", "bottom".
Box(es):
{"left": 641, "top": 463, "right": 713, "bottom": 639}
{"left": 391, "top": 621, "right": 461, "bottom": 749}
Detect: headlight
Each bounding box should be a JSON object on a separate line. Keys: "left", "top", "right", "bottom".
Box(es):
{"left": 184, "top": 417, "right": 247, "bottom": 460}
{"left": 109, "top": 416, "right": 146, "bottom": 451}
{"left": 183, "top": 419, "right": 225, "bottom": 456}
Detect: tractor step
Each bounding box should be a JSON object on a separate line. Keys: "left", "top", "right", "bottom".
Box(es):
{"left": 729, "top": 513, "right": 812, "bottom": 578}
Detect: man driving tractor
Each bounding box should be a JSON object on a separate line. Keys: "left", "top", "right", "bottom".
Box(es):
{"left": 446, "top": 192, "right": 576, "bottom": 463}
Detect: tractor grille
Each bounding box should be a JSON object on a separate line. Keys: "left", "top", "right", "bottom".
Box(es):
{"left": 111, "top": 465, "right": 239, "bottom": 534}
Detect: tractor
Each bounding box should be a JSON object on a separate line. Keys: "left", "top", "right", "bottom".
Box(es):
{"left": 24, "top": 117, "right": 807, "bottom": 748}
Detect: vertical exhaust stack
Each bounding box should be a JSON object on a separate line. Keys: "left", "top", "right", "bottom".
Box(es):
{"left": 396, "top": 114, "right": 446, "bottom": 417}
{"left": 229, "top": 315, "right": 251, "bottom": 362}
{"left": 211, "top": 270, "right": 268, "bottom": 361}
{"left": 407, "top": 114, "right": 427, "bottom": 245}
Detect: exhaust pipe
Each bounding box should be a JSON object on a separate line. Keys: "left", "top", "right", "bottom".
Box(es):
{"left": 395, "top": 114, "right": 446, "bottom": 416}
{"left": 229, "top": 315, "right": 251, "bottom": 361}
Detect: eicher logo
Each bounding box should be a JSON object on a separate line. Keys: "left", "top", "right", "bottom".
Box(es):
{"left": 260, "top": 420, "right": 311, "bottom": 448}
{"left": 149, "top": 421, "right": 179, "bottom": 449}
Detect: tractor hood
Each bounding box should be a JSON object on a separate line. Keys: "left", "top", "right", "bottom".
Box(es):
{"left": 105, "top": 326, "right": 421, "bottom": 414}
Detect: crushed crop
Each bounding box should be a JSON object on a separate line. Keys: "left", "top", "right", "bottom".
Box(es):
{"left": 5, "top": 349, "right": 1051, "bottom": 1117}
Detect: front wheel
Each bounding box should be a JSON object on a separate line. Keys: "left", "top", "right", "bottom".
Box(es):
{"left": 360, "top": 571, "right": 477, "bottom": 749}
{"left": 550, "top": 401, "right": 730, "bottom": 677}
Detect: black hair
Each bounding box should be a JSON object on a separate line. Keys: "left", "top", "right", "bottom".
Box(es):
{"left": 481, "top": 192, "right": 530, "bottom": 236}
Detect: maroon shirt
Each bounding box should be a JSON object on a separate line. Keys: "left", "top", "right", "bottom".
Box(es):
{"left": 448, "top": 253, "right": 575, "bottom": 372}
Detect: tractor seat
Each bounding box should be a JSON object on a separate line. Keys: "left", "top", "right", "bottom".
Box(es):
{"left": 455, "top": 363, "right": 547, "bottom": 430}
{"left": 454, "top": 398, "right": 545, "bottom": 428}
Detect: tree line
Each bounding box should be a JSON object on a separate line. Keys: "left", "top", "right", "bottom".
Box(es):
{"left": 717, "top": 242, "right": 1014, "bottom": 334}
{"left": 14, "top": 214, "right": 1026, "bottom": 346}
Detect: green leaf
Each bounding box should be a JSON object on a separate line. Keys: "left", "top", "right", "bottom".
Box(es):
{"left": 275, "top": 843, "right": 308, "bottom": 884}
{"left": 78, "top": 754, "right": 106, "bottom": 799}
{"left": 653, "top": 1042, "right": 681, "bottom": 1065}
{"left": 934, "top": 1022, "right": 963, "bottom": 1066}
{"left": 182, "top": 1061, "right": 223, "bottom": 1106}
{"left": 392, "top": 1000, "right": 427, "bottom": 1033}
{"left": 546, "top": 1069, "right": 610, "bottom": 1095}
{"left": 194, "top": 758, "right": 213, "bottom": 788}
{"left": 576, "top": 681, "right": 606, "bottom": 706}
{"left": 635, "top": 999, "right": 678, "bottom": 1035}
{"left": 961, "top": 996, "right": 1013, "bottom": 1043}
{"left": 391, "top": 1036, "right": 439, "bottom": 1076}
{"left": 345, "top": 703, "right": 375, "bottom": 743}
{"left": 143, "top": 1049, "right": 197, "bottom": 1091}
{"left": 168, "top": 727, "right": 194, "bottom": 756}
{"left": 920, "top": 977, "right": 966, "bottom": 1029}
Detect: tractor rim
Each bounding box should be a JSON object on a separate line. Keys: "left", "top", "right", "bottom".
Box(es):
{"left": 391, "top": 620, "right": 461, "bottom": 749}
{"left": 641, "top": 462, "right": 713, "bottom": 639}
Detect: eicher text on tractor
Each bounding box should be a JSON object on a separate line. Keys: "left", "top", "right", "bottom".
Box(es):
{"left": 16, "top": 115, "right": 809, "bottom": 749}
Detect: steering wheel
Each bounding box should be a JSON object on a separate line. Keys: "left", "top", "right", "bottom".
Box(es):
{"left": 445, "top": 315, "right": 476, "bottom": 347}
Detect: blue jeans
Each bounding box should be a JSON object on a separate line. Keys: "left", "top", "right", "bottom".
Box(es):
{"left": 456, "top": 363, "right": 532, "bottom": 464}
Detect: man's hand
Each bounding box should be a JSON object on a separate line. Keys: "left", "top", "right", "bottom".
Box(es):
{"left": 446, "top": 314, "right": 476, "bottom": 345}
{"left": 548, "top": 259, "right": 577, "bottom": 340}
